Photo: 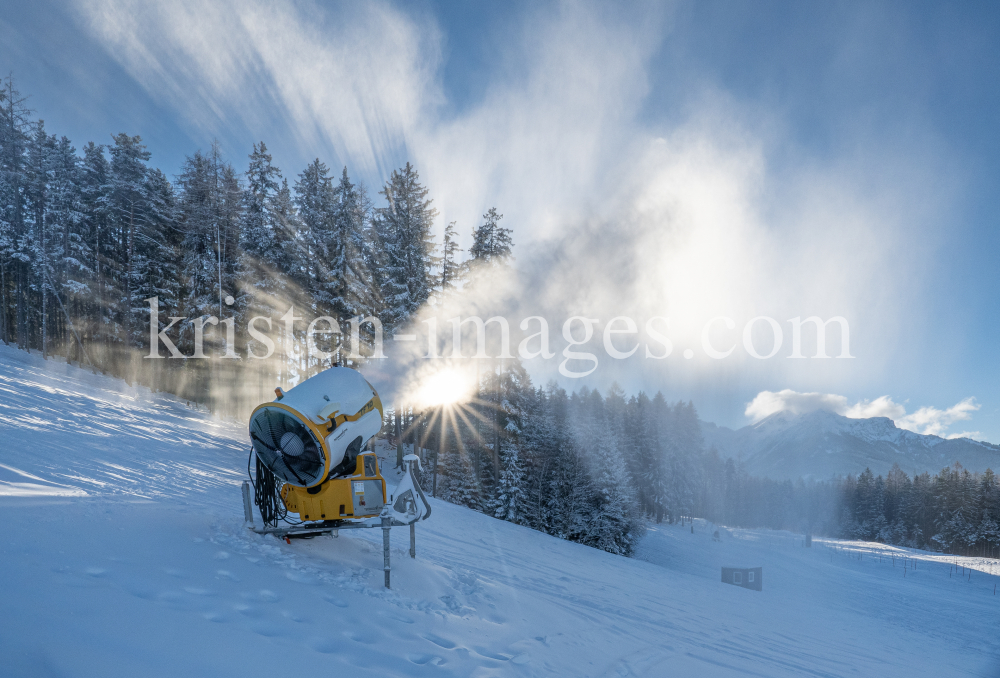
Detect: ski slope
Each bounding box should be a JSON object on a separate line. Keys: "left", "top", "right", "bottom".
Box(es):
{"left": 0, "top": 345, "right": 997, "bottom": 678}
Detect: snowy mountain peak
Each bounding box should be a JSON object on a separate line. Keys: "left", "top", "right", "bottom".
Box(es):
{"left": 705, "top": 410, "right": 1000, "bottom": 480}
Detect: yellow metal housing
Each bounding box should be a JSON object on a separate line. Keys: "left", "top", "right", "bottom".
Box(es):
{"left": 281, "top": 452, "right": 387, "bottom": 521}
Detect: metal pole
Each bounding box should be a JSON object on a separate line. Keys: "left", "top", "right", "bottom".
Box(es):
{"left": 410, "top": 523, "right": 416, "bottom": 559}
{"left": 382, "top": 514, "right": 391, "bottom": 588}
{"left": 395, "top": 411, "right": 404, "bottom": 469}
{"left": 433, "top": 408, "right": 440, "bottom": 497}
{"left": 241, "top": 481, "right": 254, "bottom": 526}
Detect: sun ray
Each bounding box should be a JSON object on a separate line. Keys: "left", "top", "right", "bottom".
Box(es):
{"left": 451, "top": 404, "right": 489, "bottom": 447}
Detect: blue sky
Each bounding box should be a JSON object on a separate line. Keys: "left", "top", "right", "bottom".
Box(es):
{"left": 2, "top": 1, "right": 998, "bottom": 440}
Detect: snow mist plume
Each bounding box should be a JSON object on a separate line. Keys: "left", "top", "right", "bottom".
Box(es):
{"left": 76, "top": 0, "right": 949, "bottom": 419}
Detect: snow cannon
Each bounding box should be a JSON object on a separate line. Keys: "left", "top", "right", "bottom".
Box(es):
{"left": 245, "top": 367, "right": 431, "bottom": 556}
{"left": 249, "top": 366, "right": 384, "bottom": 490}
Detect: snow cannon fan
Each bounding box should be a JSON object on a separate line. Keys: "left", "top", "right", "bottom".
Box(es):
{"left": 246, "top": 367, "right": 430, "bottom": 532}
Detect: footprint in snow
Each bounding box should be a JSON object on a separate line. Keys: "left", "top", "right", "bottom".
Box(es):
{"left": 214, "top": 551, "right": 230, "bottom": 560}
{"left": 251, "top": 623, "right": 286, "bottom": 638}
{"left": 85, "top": 567, "right": 107, "bottom": 577}
{"left": 323, "top": 594, "right": 348, "bottom": 608}
{"left": 380, "top": 612, "right": 414, "bottom": 624}
{"left": 343, "top": 631, "right": 378, "bottom": 645}
{"left": 257, "top": 589, "right": 279, "bottom": 601}
{"left": 234, "top": 604, "right": 263, "bottom": 618}
{"left": 126, "top": 586, "right": 157, "bottom": 600}
{"left": 472, "top": 647, "right": 511, "bottom": 661}
{"left": 285, "top": 569, "right": 315, "bottom": 584}
{"left": 308, "top": 638, "right": 341, "bottom": 654}
{"left": 155, "top": 591, "right": 184, "bottom": 606}
{"left": 407, "top": 654, "right": 445, "bottom": 666}
{"left": 423, "top": 634, "right": 457, "bottom": 649}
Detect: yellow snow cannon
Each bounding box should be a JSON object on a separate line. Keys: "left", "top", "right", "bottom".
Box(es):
{"left": 249, "top": 366, "right": 385, "bottom": 495}
{"left": 243, "top": 366, "right": 431, "bottom": 548}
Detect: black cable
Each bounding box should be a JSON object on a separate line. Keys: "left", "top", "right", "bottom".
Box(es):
{"left": 246, "top": 447, "right": 302, "bottom": 527}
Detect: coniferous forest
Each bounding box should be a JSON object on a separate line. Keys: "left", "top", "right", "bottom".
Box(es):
{"left": 1, "top": 76, "right": 997, "bottom": 559}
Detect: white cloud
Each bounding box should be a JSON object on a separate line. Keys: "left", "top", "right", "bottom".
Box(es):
{"left": 745, "top": 390, "right": 980, "bottom": 439}
{"left": 947, "top": 431, "right": 986, "bottom": 442}
{"left": 843, "top": 395, "right": 906, "bottom": 420}
{"left": 745, "top": 389, "right": 849, "bottom": 421}
{"left": 895, "top": 397, "right": 980, "bottom": 438}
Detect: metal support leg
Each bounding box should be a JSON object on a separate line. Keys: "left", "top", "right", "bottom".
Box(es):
{"left": 382, "top": 515, "right": 391, "bottom": 589}
{"left": 409, "top": 522, "right": 416, "bottom": 559}
{"left": 241, "top": 481, "right": 254, "bottom": 526}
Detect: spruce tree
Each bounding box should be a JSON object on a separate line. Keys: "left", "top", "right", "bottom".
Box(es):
{"left": 491, "top": 442, "right": 527, "bottom": 524}
{"left": 294, "top": 158, "right": 336, "bottom": 316}
{"left": 25, "top": 121, "right": 57, "bottom": 356}
{"left": 0, "top": 77, "right": 32, "bottom": 348}
{"left": 330, "top": 167, "right": 372, "bottom": 327}
{"left": 106, "top": 133, "right": 153, "bottom": 362}
{"left": 468, "top": 207, "right": 512, "bottom": 266}
{"left": 375, "top": 162, "right": 437, "bottom": 331}
{"left": 587, "top": 426, "right": 643, "bottom": 556}
{"left": 79, "top": 142, "right": 111, "bottom": 354}
{"left": 438, "top": 220, "right": 464, "bottom": 294}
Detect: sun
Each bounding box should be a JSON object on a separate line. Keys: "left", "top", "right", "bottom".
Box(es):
{"left": 412, "top": 367, "right": 475, "bottom": 408}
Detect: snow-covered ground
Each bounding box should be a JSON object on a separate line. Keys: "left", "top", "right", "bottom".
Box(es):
{"left": 1, "top": 345, "right": 998, "bottom": 677}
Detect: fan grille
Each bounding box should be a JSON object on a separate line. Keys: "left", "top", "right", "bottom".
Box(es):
{"left": 249, "top": 407, "right": 325, "bottom": 487}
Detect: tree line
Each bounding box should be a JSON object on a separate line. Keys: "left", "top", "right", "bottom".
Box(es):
{"left": 398, "top": 370, "right": 1000, "bottom": 560}
{"left": 838, "top": 463, "right": 1000, "bottom": 558}
{"left": 0, "top": 76, "right": 456, "bottom": 416}
{"left": 393, "top": 375, "right": 709, "bottom": 557}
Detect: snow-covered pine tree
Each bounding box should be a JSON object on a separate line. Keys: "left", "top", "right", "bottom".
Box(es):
{"left": 438, "top": 220, "right": 463, "bottom": 295}
{"left": 440, "top": 446, "right": 483, "bottom": 511}
{"left": 174, "top": 144, "right": 243, "bottom": 405}
{"left": 106, "top": 133, "right": 155, "bottom": 371}
{"left": 551, "top": 388, "right": 603, "bottom": 543}
{"left": 468, "top": 207, "right": 512, "bottom": 267}
{"left": 627, "top": 391, "right": 659, "bottom": 518}
{"left": 131, "top": 166, "right": 180, "bottom": 389}
{"left": 177, "top": 146, "right": 242, "bottom": 351}
{"left": 479, "top": 356, "right": 531, "bottom": 486}
{"left": 330, "top": 167, "right": 373, "bottom": 353}
{"left": 0, "top": 77, "right": 32, "bottom": 348}
{"left": 294, "top": 158, "right": 336, "bottom": 318}
{"left": 78, "top": 142, "right": 111, "bottom": 356}
{"left": 643, "top": 392, "right": 669, "bottom": 522}
{"left": 664, "top": 400, "right": 704, "bottom": 522}
{"left": 240, "top": 142, "right": 281, "bottom": 264}
{"left": 237, "top": 142, "right": 287, "bottom": 405}
{"left": 586, "top": 425, "right": 644, "bottom": 556}
{"left": 374, "top": 162, "right": 438, "bottom": 332}
{"left": 491, "top": 441, "right": 527, "bottom": 524}
{"left": 25, "top": 121, "right": 58, "bottom": 357}
{"left": 48, "top": 135, "right": 88, "bottom": 361}
{"left": 517, "top": 384, "right": 560, "bottom": 533}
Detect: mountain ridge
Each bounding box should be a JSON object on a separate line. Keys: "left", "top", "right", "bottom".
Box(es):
{"left": 701, "top": 409, "right": 1000, "bottom": 480}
